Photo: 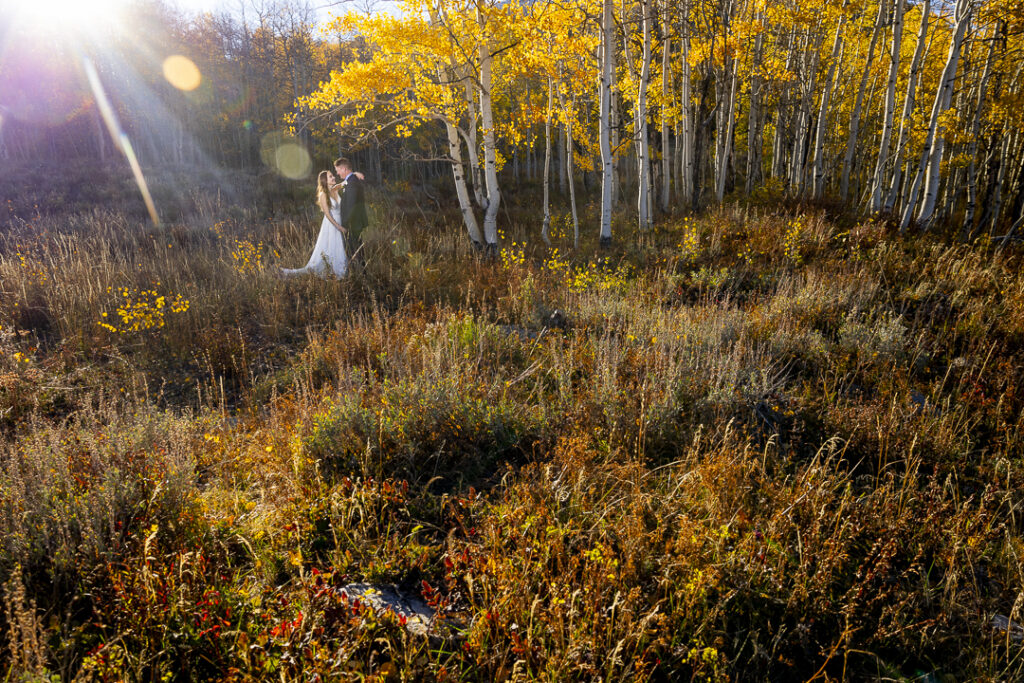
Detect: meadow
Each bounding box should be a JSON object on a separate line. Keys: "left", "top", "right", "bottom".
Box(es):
{"left": 1, "top": 165, "right": 1023, "bottom": 681}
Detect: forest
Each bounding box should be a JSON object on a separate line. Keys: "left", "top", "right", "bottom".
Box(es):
{"left": 2, "top": 0, "right": 1024, "bottom": 679}
{"left": 4, "top": 0, "right": 1024, "bottom": 236}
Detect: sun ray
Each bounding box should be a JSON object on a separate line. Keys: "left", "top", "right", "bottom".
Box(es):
{"left": 82, "top": 57, "right": 160, "bottom": 226}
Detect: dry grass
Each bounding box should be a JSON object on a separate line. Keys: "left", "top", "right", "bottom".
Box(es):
{"left": 1, "top": 173, "right": 1023, "bottom": 680}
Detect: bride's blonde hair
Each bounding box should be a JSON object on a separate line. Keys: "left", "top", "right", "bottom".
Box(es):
{"left": 316, "top": 170, "right": 331, "bottom": 205}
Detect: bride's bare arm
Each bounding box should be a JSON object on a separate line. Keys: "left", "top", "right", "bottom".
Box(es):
{"left": 319, "top": 195, "right": 346, "bottom": 233}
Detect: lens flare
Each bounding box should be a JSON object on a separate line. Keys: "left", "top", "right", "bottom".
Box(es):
{"left": 260, "top": 132, "right": 312, "bottom": 180}
{"left": 83, "top": 58, "right": 160, "bottom": 226}
{"left": 163, "top": 56, "right": 201, "bottom": 92}
{"left": 275, "top": 144, "right": 313, "bottom": 179}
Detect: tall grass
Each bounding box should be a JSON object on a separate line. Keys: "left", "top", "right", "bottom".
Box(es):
{"left": 1, "top": 173, "right": 1022, "bottom": 679}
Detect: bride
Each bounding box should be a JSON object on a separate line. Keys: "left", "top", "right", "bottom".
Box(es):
{"left": 281, "top": 170, "right": 355, "bottom": 278}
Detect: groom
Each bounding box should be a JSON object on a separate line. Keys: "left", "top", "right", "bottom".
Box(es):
{"left": 334, "top": 157, "right": 368, "bottom": 263}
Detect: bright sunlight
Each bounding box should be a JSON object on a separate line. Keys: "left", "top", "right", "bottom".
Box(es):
{"left": 13, "top": 0, "right": 126, "bottom": 34}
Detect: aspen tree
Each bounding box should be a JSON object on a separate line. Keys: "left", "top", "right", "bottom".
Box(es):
{"left": 638, "top": 0, "right": 654, "bottom": 229}
{"left": 542, "top": 77, "right": 554, "bottom": 246}
{"left": 599, "top": 0, "right": 614, "bottom": 244}
{"left": 714, "top": 0, "right": 740, "bottom": 203}
{"left": 679, "top": 0, "right": 695, "bottom": 207}
{"left": 476, "top": 3, "right": 502, "bottom": 248}
{"left": 841, "top": 0, "right": 886, "bottom": 201}
{"left": 660, "top": 0, "right": 672, "bottom": 211}
{"left": 791, "top": 22, "right": 826, "bottom": 193}
{"left": 963, "top": 26, "right": 997, "bottom": 236}
{"left": 811, "top": 1, "right": 848, "bottom": 199}
{"left": 745, "top": 5, "right": 766, "bottom": 196}
{"left": 904, "top": 0, "right": 973, "bottom": 230}
{"left": 869, "top": 0, "right": 904, "bottom": 213}
{"left": 884, "top": 0, "right": 931, "bottom": 214}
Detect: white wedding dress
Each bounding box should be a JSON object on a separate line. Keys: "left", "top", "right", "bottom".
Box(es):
{"left": 281, "top": 194, "right": 348, "bottom": 277}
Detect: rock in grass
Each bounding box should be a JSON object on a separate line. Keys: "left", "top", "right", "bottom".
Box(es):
{"left": 991, "top": 614, "right": 1024, "bottom": 642}
{"left": 340, "top": 583, "right": 458, "bottom": 640}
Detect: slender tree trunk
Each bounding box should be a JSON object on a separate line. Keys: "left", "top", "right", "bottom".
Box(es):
{"left": 444, "top": 119, "right": 483, "bottom": 246}
{"left": 637, "top": 0, "right": 654, "bottom": 229}
{"left": 660, "top": 0, "right": 672, "bottom": 211}
{"left": 558, "top": 124, "right": 567, "bottom": 194}
{"left": 610, "top": 58, "right": 621, "bottom": 207}
{"left": 679, "top": 0, "right": 694, "bottom": 206}
{"left": 987, "top": 129, "right": 1017, "bottom": 234}
{"left": 477, "top": 14, "right": 501, "bottom": 248}
{"left": 979, "top": 57, "right": 1017, "bottom": 227}
{"left": 713, "top": 0, "right": 735, "bottom": 203}
{"left": 772, "top": 30, "right": 798, "bottom": 182}
{"left": 884, "top": 0, "right": 931, "bottom": 214}
{"left": 672, "top": 72, "right": 681, "bottom": 198}
{"left": 812, "top": 4, "right": 848, "bottom": 199}
{"left": 542, "top": 78, "right": 554, "bottom": 246}
{"left": 558, "top": 91, "right": 580, "bottom": 248}
{"left": 840, "top": 0, "right": 885, "bottom": 201}
{"left": 792, "top": 25, "right": 825, "bottom": 193}
{"left": 745, "top": 9, "right": 765, "bottom": 196}
{"left": 869, "top": 0, "right": 904, "bottom": 213}
{"left": 1000, "top": 141, "right": 1024, "bottom": 243}
{"left": 460, "top": 80, "right": 486, "bottom": 209}
{"left": 963, "top": 25, "right": 998, "bottom": 237}
{"left": 599, "top": 0, "right": 614, "bottom": 244}
{"left": 693, "top": 71, "right": 715, "bottom": 206}
{"left": 713, "top": 0, "right": 740, "bottom": 204}
{"left": 715, "top": 61, "right": 739, "bottom": 202}
{"left": 907, "top": 0, "right": 971, "bottom": 230}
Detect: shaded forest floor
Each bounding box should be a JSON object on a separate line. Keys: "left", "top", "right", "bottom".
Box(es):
{"left": 1, "top": 165, "right": 1023, "bottom": 680}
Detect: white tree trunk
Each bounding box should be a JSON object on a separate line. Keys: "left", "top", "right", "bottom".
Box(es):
{"left": 963, "top": 30, "right": 996, "bottom": 235}
{"left": 679, "top": 0, "right": 694, "bottom": 207}
{"left": 987, "top": 129, "right": 1017, "bottom": 234}
{"left": 557, "top": 124, "right": 567, "bottom": 194}
{"left": 840, "top": 0, "right": 885, "bottom": 201}
{"left": 978, "top": 61, "right": 1023, "bottom": 230}
{"left": 599, "top": 0, "right": 614, "bottom": 243}
{"left": 568, "top": 114, "right": 579, "bottom": 249}
{"left": 906, "top": 0, "right": 971, "bottom": 230}
{"left": 771, "top": 31, "right": 798, "bottom": 181}
{"left": 660, "top": 0, "right": 671, "bottom": 211}
{"left": 542, "top": 78, "right": 554, "bottom": 246}
{"left": 462, "top": 80, "right": 485, "bottom": 209}
{"left": 745, "top": 9, "right": 765, "bottom": 196}
{"left": 559, "top": 90, "right": 580, "bottom": 248}
{"left": 869, "top": 0, "right": 904, "bottom": 213}
{"left": 792, "top": 25, "right": 825, "bottom": 193}
{"left": 637, "top": 0, "right": 654, "bottom": 230}
{"left": 884, "top": 0, "right": 930, "bottom": 213}
{"left": 444, "top": 119, "right": 483, "bottom": 246}
{"left": 715, "top": 62, "right": 739, "bottom": 203}
{"left": 713, "top": 17, "right": 726, "bottom": 198}
{"left": 716, "top": 0, "right": 741, "bottom": 202}
{"left": 811, "top": 5, "right": 847, "bottom": 199}
{"left": 477, "top": 12, "right": 501, "bottom": 247}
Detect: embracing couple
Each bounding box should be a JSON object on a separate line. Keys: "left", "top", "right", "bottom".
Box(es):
{"left": 281, "top": 157, "right": 368, "bottom": 278}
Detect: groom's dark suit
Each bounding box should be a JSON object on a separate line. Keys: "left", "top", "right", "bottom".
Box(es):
{"left": 339, "top": 173, "right": 369, "bottom": 259}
